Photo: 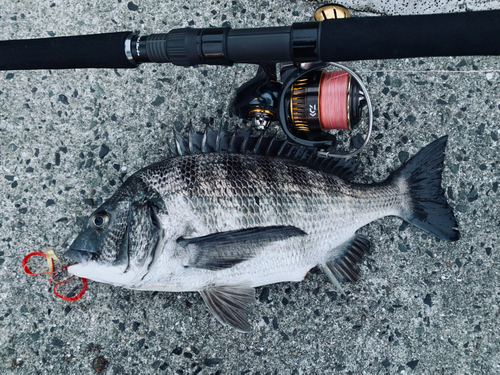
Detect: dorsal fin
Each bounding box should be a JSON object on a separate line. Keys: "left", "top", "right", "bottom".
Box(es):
{"left": 174, "top": 130, "right": 190, "bottom": 156}
{"left": 167, "top": 127, "right": 358, "bottom": 181}
{"left": 188, "top": 128, "right": 204, "bottom": 154}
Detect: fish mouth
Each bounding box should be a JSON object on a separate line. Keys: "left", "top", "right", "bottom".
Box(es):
{"left": 65, "top": 248, "right": 92, "bottom": 264}
{"left": 66, "top": 226, "right": 102, "bottom": 264}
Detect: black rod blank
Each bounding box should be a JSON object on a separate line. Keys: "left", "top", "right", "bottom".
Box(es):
{"left": 320, "top": 10, "right": 500, "bottom": 62}
{"left": 1, "top": 10, "right": 499, "bottom": 71}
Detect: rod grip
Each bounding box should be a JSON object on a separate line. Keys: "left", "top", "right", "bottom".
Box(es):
{"left": 0, "top": 32, "right": 137, "bottom": 70}
{"left": 320, "top": 10, "right": 500, "bottom": 61}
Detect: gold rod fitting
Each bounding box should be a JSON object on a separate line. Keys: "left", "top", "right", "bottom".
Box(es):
{"left": 313, "top": 5, "right": 350, "bottom": 21}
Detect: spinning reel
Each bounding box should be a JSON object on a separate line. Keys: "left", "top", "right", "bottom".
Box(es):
{"left": 230, "top": 5, "right": 373, "bottom": 158}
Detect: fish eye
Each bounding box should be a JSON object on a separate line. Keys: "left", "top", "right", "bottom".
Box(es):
{"left": 92, "top": 213, "right": 109, "bottom": 229}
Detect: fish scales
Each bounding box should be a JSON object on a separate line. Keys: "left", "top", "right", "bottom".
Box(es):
{"left": 139, "top": 153, "right": 396, "bottom": 238}
{"left": 66, "top": 133, "right": 458, "bottom": 332}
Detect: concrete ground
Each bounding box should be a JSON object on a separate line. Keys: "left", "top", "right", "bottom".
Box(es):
{"left": 1, "top": 0, "right": 499, "bottom": 374}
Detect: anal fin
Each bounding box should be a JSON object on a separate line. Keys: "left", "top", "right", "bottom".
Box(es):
{"left": 199, "top": 285, "right": 255, "bottom": 333}
{"left": 320, "top": 234, "right": 371, "bottom": 295}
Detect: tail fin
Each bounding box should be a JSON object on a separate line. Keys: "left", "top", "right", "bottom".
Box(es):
{"left": 391, "top": 136, "right": 459, "bottom": 241}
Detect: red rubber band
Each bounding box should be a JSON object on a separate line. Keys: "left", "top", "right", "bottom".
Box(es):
{"left": 22, "top": 252, "right": 48, "bottom": 276}
{"left": 22, "top": 252, "right": 87, "bottom": 301}
{"left": 53, "top": 275, "right": 87, "bottom": 301}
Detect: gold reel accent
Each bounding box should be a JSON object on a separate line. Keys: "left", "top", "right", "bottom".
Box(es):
{"left": 313, "top": 5, "right": 350, "bottom": 21}
{"left": 248, "top": 109, "right": 275, "bottom": 117}
{"left": 290, "top": 76, "right": 313, "bottom": 132}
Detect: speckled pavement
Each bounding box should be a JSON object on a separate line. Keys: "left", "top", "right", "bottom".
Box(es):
{"left": 1, "top": 1, "right": 499, "bottom": 374}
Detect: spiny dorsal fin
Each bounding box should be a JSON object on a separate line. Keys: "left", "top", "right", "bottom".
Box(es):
{"left": 189, "top": 128, "right": 204, "bottom": 154}
{"left": 174, "top": 130, "right": 190, "bottom": 156}
{"left": 167, "top": 127, "right": 358, "bottom": 181}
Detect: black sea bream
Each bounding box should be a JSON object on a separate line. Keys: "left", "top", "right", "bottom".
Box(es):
{"left": 66, "top": 130, "right": 459, "bottom": 332}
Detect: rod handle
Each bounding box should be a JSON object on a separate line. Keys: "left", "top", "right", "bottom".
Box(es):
{"left": 0, "top": 32, "right": 136, "bottom": 70}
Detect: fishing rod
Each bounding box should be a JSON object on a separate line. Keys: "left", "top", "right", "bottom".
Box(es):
{"left": 1, "top": 5, "right": 500, "bottom": 156}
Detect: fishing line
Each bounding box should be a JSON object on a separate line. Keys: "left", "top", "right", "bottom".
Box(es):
{"left": 319, "top": 71, "right": 351, "bottom": 131}
{"left": 355, "top": 69, "right": 500, "bottom": 74}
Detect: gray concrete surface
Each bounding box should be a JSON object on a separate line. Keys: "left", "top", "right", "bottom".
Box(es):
{"left": 1, "top": 0, "right": 499, "bottom": 374}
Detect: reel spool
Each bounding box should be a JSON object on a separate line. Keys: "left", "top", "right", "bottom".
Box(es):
{"left": 280, "top": 62, "right": 373, "bottom": 158}
{"left": 290, "top": 69, "right": 360, "bottom": 132}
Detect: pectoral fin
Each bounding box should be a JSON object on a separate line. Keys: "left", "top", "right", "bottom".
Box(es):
{"left": 320, "top": 234, "right": 371, "bottom": 295}
{"left": 199, "top": 285, "right": 255, "bottom": 333}
{"left": 178, "top": 225, "right": 307, "bottom": 270}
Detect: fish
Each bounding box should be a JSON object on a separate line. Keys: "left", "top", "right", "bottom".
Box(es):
{"left": 66, "top": 129, "right": 459, "bottom": 332}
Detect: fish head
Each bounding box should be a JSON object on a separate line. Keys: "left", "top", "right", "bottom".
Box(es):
{"left": 66, "top": 200, "right": 131, "bottom": 266}
{"left": 65, "top": 194, "right": 165, "bottom": 286}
